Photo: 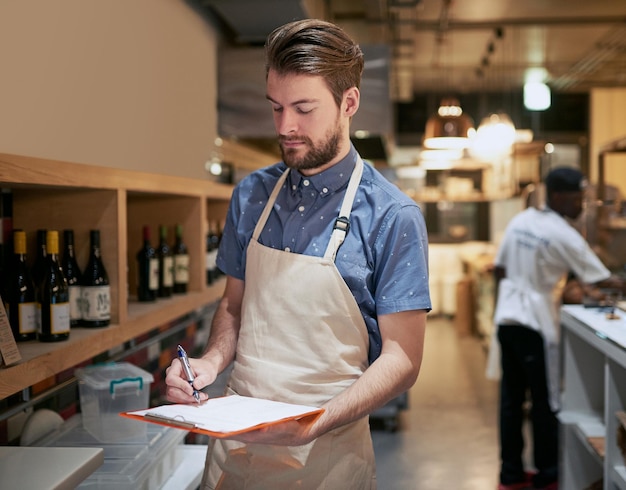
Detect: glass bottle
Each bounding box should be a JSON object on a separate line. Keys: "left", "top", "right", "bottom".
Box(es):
{"left": 4, "top": 230, "right": 37, "bottom": 341}
{"left": 137, "top": 226, "right": 158, "bottom": 302}
{"left": 0, "top": 189, "right": 13, "bottom": 288}
{"left": 62, "top": 229, "right": 83, "bottom": 327}
{"left": 206, "top": 220, "right": 220, "bottom": 285}
{"left": 172, "top": 224, "right": 189, "bottom": 294}
{"left": 157, "top": 225, "right": 173, "bottom": 297}
{"left": 81, "top": 230, "right": 110, "bottom": 327}
{"left": 31, "top": 228, "right": 48, "bottom": 289}
{"left": 38, "top": 230, "right": 70, "bottom": 342}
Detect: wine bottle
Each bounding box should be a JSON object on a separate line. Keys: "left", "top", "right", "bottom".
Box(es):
{"left": 0, "top": 189, "right": 13, "bottom": 288}
{"left": 137, "top": 226, "right": 158, "bottom": 302}
{"left": 4, "top": 230, "right": 37, "bottom": 341}
{"left": 157, "top": 225, "right": 173, "bottom": 297}
{"left": 205, "top": 227, "right": 213, "bottom": 286}
{"left": 62, "top": 229, "right": 83, "bottom": 327}
{"left": 206, "top": 220, "right": 220, "bottom": 285}
{"left": 32, "top": 229, "right": 48, "bottom": 288}
{"left": 216, "top": 220, "right": 225, "bottom": 278}
{"left": 81, "top": 230, "right": 110, "bottom": 327}
{"left": 38, "top": 230, "right": 70, "bottom": 342}
{"left": 172, "top": 224, "right": 189, "bottom": 294}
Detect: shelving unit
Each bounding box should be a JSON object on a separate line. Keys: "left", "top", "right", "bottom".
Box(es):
{"left": 560, "top": 304, "right": 626, "bottom": 490}
{"left": 0, "top": 153, "right": 233, "bottom": 399}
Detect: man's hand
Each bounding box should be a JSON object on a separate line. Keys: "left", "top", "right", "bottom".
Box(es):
{"left": 226, "top": 413, "right": 322, "bottom": 446}
{"left": 165, "top": 356, "right": 217, "bottom": 404}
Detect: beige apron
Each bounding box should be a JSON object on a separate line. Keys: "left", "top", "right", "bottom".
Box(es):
{"left": 202, "top": 158, "right": 376, "bottom": 490}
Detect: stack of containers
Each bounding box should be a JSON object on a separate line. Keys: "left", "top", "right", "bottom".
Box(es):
{"left": 34, "top": 362, "right": 186, "bottom": 489}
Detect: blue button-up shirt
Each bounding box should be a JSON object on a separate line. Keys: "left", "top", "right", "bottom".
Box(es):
{"left": 217, "top": 145, "right": 431, "bottom": 363}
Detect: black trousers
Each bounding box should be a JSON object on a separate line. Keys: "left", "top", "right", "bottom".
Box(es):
{"left": 497, "top": 324, "right": 559, "bottom": 487}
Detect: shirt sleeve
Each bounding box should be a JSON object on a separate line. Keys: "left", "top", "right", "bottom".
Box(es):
{"left": 563, "top": 231, "right": 611, "bottom": 284}
{"left": 215, "top": 183, "right": 247, "bottom": 280}
{"left": 373, "top": 203, "right": 432, "bottom": 315}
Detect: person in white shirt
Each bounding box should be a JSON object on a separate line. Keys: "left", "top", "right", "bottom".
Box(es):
{"left": 493, "top": 167, "right": 624, "bottom": 490}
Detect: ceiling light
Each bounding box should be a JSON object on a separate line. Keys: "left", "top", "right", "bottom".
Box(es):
{"left": 470, "top": 112, "right": 516, "bottom": 160}
{"left": 423, "top": 97, "right": 474, "bottom": 150}
{"left": 524, "top": 81, "right": 551, "bottom": 111}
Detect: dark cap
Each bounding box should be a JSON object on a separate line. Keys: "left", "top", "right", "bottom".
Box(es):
{"left": 545, "top": 167, "right": 584, "bottom": 192}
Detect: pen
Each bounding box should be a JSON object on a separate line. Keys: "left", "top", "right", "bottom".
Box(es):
{"left": 177, "top": 344, "right": 201, "bottom": 403}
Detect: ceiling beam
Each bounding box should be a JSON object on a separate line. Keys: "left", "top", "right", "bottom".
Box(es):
{"left": 332, "top": 15, "right": 626, "bottom": 30}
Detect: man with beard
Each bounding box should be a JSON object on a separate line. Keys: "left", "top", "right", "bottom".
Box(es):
{"left": 165, "top": 18, "right": 431, "bottom": 489}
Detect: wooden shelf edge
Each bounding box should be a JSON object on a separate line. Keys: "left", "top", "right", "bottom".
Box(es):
{"left": 0, "top": 281, "right": 225, "bottom": 399}
{"left": 0, "top": 152, "right": 233, "bottom": 200}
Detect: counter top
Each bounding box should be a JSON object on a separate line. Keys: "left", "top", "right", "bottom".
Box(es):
{"left": 561, "top": 304, "right": 626, "bottom": 349}
{"left": 0, "top": 446, "right": 103, "bottom": 489}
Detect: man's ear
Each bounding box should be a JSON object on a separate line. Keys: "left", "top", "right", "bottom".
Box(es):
{"left": 343, "top": 87, "right": 360, "bottom": 117}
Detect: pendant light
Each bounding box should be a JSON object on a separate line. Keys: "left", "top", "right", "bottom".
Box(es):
{"left": 524, "top": 82, "right": 551, "bottom": 111}
{"left": 470, "top": 112, "right": 516, "bottom": 161}
{"left": 423, "top": 97, "right": 475, "bottom": 150}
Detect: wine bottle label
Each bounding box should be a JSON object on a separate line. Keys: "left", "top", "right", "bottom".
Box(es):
{"left": 149, "top": 257, "right": 159, "bottom": 291}
{"left": 163, "top": 256, "right": 174, "bottom": 287}
{"left": 68, "top": 285, "right": 82, "bottom": 321}
{"left": 205, "top": 251, "right": 212, "bottom": 272}
{"left": 36, "top": 305, "right": 41, "bottom": 333}
{"left": 81, "top": 286, "right": 111, "bottom": 321}
{"left": 50, "top": 302, "right": 70, "bottom": 334}
{"left": 174, "top": 254, "right": 190, "bottom": 284}
{"left": 18, "top": 302, "right": 37, "bottom": 334}
{"left": 207, "top": 249, "right": 218, "bottom": 270}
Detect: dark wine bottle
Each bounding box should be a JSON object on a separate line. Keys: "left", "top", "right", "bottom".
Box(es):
{"left": 4, "top": 230, "right": 37, "bottom": 341}
{"left": 81, "top": 230, "right": 110, "bottom": 327}
{"left": 206, "top": 220, "right": 220, "bottom": 285}
{"left": 0, "top": 189, "right": 13, "bottom": 289}
{"left": 32, "top": 229, "right": 48, "bottom": 288}
{"left": 62, "top": 229, "right": 83, "bottom": 327}
{"left": 205, "top": 228, "right": 213, "bottom": 286}
{"left": 216, "top": 220, "right": 225, "bottom": 278}
{"left": 157, "top": 225, "right": 173, "bottom": 298}
{"left": 172, "top": 224, "right": 189, "bottom": 294}
{"left": 137, "top": 226, "right": 158, "bottom": 302}
{"left": 38, "top": 230, "right": 70, "bottom": 342}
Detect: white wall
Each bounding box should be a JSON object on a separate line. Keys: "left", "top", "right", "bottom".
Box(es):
{"left": 590, "top": 88, "right": 626, "bottom": 197}
{"left": 0, "top": 0, "right": 220, "bottom": 180}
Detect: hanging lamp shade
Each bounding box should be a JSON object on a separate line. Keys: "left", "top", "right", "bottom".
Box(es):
{"left": 423, "top": 97, "right": 475, "bottom": 150}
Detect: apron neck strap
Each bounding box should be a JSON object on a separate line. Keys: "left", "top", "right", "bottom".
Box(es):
{"left": 252, "top": 168, "right": 290, "bottom": 241}
{"left": 323, "top": 158, "right": 364, "bottom": 261}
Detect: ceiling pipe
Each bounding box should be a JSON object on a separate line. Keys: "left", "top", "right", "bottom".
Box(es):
{"left": 348, "top": 16, "right": 626, "bottom": 30}
{"left": 552, "top": 24, "right": 626, "bottom": 90}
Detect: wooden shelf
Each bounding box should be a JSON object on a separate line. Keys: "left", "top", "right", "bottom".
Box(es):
{"left": 0, "top": 282, "right": 225, "bottom": 399}
{"left": 0, "top": 153, "right": 233, "bottom": 399}
{"left": 561, "top": 305, "right": 626, "bottom": 489}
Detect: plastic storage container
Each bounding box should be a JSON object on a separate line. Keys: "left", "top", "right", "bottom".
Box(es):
{"left": 75, "top": 362, "right": 154, "bottom": 442}
{"left": 35, "top": 414, "right": 185, "bottom": 490}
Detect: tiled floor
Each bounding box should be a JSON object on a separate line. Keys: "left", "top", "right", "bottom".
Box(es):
{"left": 371, "top": 316, "right": 501, "bottom": 490}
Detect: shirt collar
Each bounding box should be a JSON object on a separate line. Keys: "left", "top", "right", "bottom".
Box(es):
{"left": 286, "top": 145, "right": 358, "bottom": 197}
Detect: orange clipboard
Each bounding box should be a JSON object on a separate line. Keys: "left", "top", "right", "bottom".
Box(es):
{"left": 120, "top": 394, "right": 324, "bottom": 439}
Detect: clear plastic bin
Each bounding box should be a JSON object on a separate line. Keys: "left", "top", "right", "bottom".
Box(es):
{"left": 75, "top": 362, "right": 154, "bottom": 442}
